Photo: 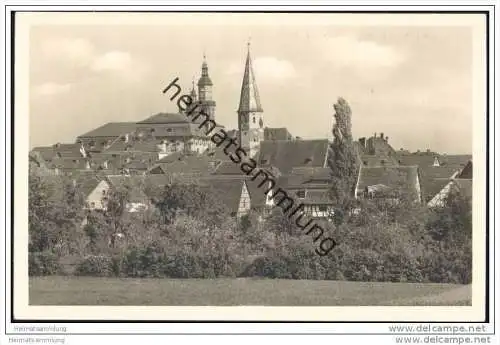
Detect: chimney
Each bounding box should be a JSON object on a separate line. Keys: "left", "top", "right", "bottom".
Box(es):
{"left": 359, "top": 137, "right": 366, "bottom": 148}
{"left": 380, "top": 132, "right": 384, "bottom": 139}
{"left": 385, "top": 136, "right": 389, "bottom": 142}
{"left": 373, "top": 132, "right": 377, "bottom": 138}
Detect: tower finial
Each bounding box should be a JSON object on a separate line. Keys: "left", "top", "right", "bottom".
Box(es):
{"left": 247, "top": 37, "right": 251, "bottom": 52}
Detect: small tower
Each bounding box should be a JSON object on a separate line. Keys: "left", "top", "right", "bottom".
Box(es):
{"left": 190, "top": 77, "right": 197, "bottom": 103}
{"left": 197, "top": 53, "right": 216, "bottom": 120}
{"left": 238, "top": 42, "right": 264, "bottom": 158}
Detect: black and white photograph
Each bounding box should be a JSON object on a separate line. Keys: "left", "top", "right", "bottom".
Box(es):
{"left": 3, "top": 5, "right": 495, "bottom": 340}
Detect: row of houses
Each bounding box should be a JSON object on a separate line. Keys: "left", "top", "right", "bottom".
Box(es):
{"left": 31, "top": 134, "right": 473, "bottom": 220}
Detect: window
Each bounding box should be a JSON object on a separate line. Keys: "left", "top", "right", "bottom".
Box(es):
{"left": 319, "top": 205, "right": 327, "bottom": 212}
{"left": 252, "top": 116, "right": 256, "bottom": 124}
{"left": 296, "top": 190, "right": 306, "bottom": 198}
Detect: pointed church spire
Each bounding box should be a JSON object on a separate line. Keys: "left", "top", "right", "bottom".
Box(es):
{"left": 190, "top": 76, "right": 197, "bottom": 102}
{"left": 238, "top": 42, "right": 263, "bottom": 113}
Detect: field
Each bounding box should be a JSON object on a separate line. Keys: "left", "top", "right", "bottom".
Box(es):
{"left": 29, "top": 276, "right": 471, "bottom": 306}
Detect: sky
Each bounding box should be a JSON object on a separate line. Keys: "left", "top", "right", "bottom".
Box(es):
{"left": 28, "top": 13, "right": 476, "bottom": 154}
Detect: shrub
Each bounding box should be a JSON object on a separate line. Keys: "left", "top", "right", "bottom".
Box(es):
{"left": 121, "top": 245, "right": 167, "bottom": 278}
{"left": 29, "top": 251, "right": 62, "bottom": 276}
{"left": 75, "top": 255, "right": 114, "bottom": 277}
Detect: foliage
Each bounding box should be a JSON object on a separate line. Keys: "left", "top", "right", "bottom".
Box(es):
{"left": 75, "top": 255, "right": 115, "bottom": 277}
{"left": 327, "top": 98, "right": 360, "bottom": 220}
{"left": 28, "top": 161, "right": 472, "bottom": 284}
{"left": 29, "top": 251, "right": 62, "bottom": 276}
{"left": 29, "top": 168, "right": 87, "bottom": 256}
{"left": 154, "top": 182, "right": 230, "bottom": 226}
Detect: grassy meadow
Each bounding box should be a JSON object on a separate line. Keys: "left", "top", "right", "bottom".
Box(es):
{"left": 29, "top": 276, "right": 471, "bottom": 306}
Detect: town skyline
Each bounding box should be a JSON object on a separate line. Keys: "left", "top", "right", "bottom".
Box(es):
{"left": 29, "top": 14, "right": 474, "bottom": 154}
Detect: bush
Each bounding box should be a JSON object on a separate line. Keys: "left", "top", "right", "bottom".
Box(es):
{"left": 121, "top": 245, "right": 166, "bottom": 278}
{"left": 243, "top": 255, "right": 293, "bottom": 279}
{"left": 29, "top": 251, "right": 62, "bottom": 276}
{"left": 75, "top": 255, "right": 114, "bottom": 277}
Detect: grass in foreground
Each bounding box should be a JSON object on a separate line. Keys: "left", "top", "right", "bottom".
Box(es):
{"left": 29, "top": 276, "right": 471, "bottom": 306}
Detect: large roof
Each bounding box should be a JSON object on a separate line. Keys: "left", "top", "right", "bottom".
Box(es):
{"left": 356, "top": 165, "right": 420, "bottom": 198}
{"left": 104, "top": 136, "right": 163, "bottom": 153}
{"left": 397, "top": 154, "right": 472, "bottom": 168}
{"left": 32, "top": 143, "right": 85, "bottom": 161}
{"left": 457, "top": 160, "right": 473, "bottom": 179}
{"left": 74, "top": 175, "right": 104, "bottom": 197}
{"left": 78, "top": 122, "right": 140, "bottom": 138}
{"left": 264, "top": 127, "right": 293, "bottom": 141}
{"left": 137, "top": 113, "right": 189, "bottom": 124}
{"left": 151, "top": 153, "right": 217, "bottom": 175}
{"left": 418, "top": 165, "right": 461, "bottom": 202}
{"left": 453, "top": 178, "right": 473, "bottom": 200}
{"left": 257, "top": 139, "right": 329, "bottom": 174}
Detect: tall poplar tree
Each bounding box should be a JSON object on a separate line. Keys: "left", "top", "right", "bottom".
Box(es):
{"left": 328, "top": 98, "right": 360, "bottom": 211}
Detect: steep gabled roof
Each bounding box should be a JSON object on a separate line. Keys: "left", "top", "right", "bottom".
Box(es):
{"left": 356, "top": 165, "right": 420, "bottom": 198}
{"left": 360, "top": 154, "right": 399, "bottom": 167}
{"left": 285, "top": 167, "right": 332, "bottom": 186}
{"left": 78, "top": 122, "right": 140, "bottom": 138}
{"left": 212, "top": 161, "right": 244, "bottom": 175}
{"left": 75, "top": 175, "right": 105, "bottom": 197}
{"left": 257, "top": 139, "right": 329, "bottom": 174}
{"left": 453, "top": 178, "right": 473, "bottom": 200}
{"left": 151, "top": 154, "right": 216, "bottom": 175}
{"left": 31, "top": 146, "right": 57, "bottom": 162}
{"left": 32, "top": 143, "right": 85, "bottom": 161}
{"left": 418, "top": 165, "right": 461, "bottom": 202}
{"left": 457, "top": 160, "right": 473, "bottom": 179}
{"left": 264, "top": 127, "right": 293, "bottom": 141}
{"left": 421, "top": 178, "right": 452, "bottom": 203}
{"left": 199, "top": 178, "right": 244, "bottom": 214}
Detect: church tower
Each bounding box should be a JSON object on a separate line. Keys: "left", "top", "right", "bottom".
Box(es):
{"left": 238, "top": 42, "right": 264, "bottom": 158}
{"left": 197, "top": 54, "right": 216, "bottom": 120}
